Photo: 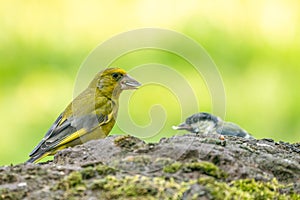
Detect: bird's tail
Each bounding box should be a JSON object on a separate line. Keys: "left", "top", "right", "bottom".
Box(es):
{"left": 26, "top": 157, "right": 38, "bottom": 164}
{"left": 26, "top": 152, "right": 50, "bottom": 164}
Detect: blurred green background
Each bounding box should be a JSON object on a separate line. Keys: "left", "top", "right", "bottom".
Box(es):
{"left": 1, "top": 0, "right": 299, "bottom": 165}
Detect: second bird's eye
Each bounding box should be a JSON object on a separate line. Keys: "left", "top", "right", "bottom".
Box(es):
{"left": 111, "top": 73, "right": 123, "bottom": 80}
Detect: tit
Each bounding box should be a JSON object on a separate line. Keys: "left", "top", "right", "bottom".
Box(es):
{"left": 173, "top": 112, "right": 254, "bottom": 139}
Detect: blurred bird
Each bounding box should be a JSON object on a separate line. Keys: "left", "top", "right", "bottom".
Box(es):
{"left": 173, "top": 112, "right": 254, "bottom": 139}
{"left": 27, "top": 68, "right": 141, "bottom": 163}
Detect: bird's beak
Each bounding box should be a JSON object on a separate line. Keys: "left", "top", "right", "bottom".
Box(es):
{"left": 120, "top": 74, "right": 141, "bottom": 90}
{"left": 172, "top": 123, "right": 192, "bottom": 131}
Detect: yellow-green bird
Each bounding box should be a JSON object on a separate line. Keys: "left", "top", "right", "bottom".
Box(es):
{"left": 27, "top": 68, "right": 141, "bottom": 163}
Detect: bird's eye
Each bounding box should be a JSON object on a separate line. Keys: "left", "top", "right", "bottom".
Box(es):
{"left": 111, "top": 73, "right": 123, "bottom": 80}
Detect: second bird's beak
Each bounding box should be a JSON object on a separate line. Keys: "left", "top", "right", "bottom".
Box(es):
{"left": 172, "top": 123, "right": 193, "bottom": 131}
{"left": 120, "top": 74, "right": 141, "bottom": 90}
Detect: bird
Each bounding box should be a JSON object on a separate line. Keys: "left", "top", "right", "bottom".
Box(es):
{"left": 172, "top": 112, "right": 254, "bottom": 139}
{"left": 26, "top": 68, "right": 141, "bottom": 163}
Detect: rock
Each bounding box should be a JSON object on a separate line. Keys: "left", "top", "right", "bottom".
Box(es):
{"left": 0, "top": 134, "right": 299, "bottom": 199}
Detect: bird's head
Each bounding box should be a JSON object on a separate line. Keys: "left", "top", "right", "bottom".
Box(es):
{"left": 173, "top": 112, "right": 221, "bottom": 134}
{"left": 90, "top": 68, "right": 141, "bottom": 98}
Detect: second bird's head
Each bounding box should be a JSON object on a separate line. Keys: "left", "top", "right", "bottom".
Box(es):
{"left": 90, "top": 68, "right": 141, "bottom": 98}
{"left": 173, "top": 112, "right": 221, "bottom": 134}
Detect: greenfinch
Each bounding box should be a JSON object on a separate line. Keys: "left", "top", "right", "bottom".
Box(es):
{"left": 27, "top": 68, "right": 141, "bottom": 163}
{"left": 173, "top": 112, "right": 254, "bottom": 139}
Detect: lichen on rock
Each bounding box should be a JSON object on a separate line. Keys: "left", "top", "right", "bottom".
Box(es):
{"left": 0, "top": 134, "right": 299, "bottom": 199}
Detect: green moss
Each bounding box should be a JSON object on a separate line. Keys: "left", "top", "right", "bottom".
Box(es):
{"left": 53, "top": 171, "right": 85, "bottom": 191}
{"left": 163, "top": 162, "right": 182, "bottom": 173}
{"left": 113, "top": 135, "right": 142, "bottom": 149}
{"left": 198, "top": 177, "right": 300, "bottom": 200}
{"left": 51, "top": 171, "right": 87, "bottom": 199}
{"left": 154, "top": 157, "right": 173, "bottom": 166}
{"left": 234, "top": 178, "right": 276, "bottom": 192}
{"left": 80, "top": 166, "right": 96, "bottom": 179}
{"left": 0, "top": 188, "right": 26, "bottom": 200}
{"left": 46, "top": 163, "right": 299, "bottom": 200}
{"left": 90, "top": 179, "right": 107, "bottom": 190}
{"left": 118, "top": 155, "right": 152, "bottom": 166}
{"left": 183, "top": 161, "right": 227, "bottom": 179}
{"left": 127, "top": 155, "right": 151, "bottom": 164}
{"left": 163, "top": 161, "right": 227, "bottom": 178}
{"left": 95, "top": 164, "right": 116, "bottom": 176}
{"left": 90, "top": 175, "right": 188, "bottom": 199}
{"left": 0, "top": 173, "right": 17, "bottom": 184}
{"left": 26, "top": 166, "right": 47, "bottom": 176}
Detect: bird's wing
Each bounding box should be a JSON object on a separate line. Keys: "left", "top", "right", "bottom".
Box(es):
{"left": 216, "top": 122, "right": 248, "bottom": 137}
{"left": 29, "top": 113, "right": 65, "bottom": 156}
{"left": 29, "top": 111, "right": 113, "bottom": 158}
{"left": 29, "top": 96, "right": 114, "bottom": 158}
{"left": 48, "top": 111, "right": 114, "bottom": 148}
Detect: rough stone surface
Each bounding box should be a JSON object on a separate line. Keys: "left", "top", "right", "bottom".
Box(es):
{"left": 0, "top": 134, "right": 299, "bottom": 199}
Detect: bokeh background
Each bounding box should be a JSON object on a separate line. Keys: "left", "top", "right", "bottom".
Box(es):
{"left": 1, "top": 0, "right": 299, "bottom": 165}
